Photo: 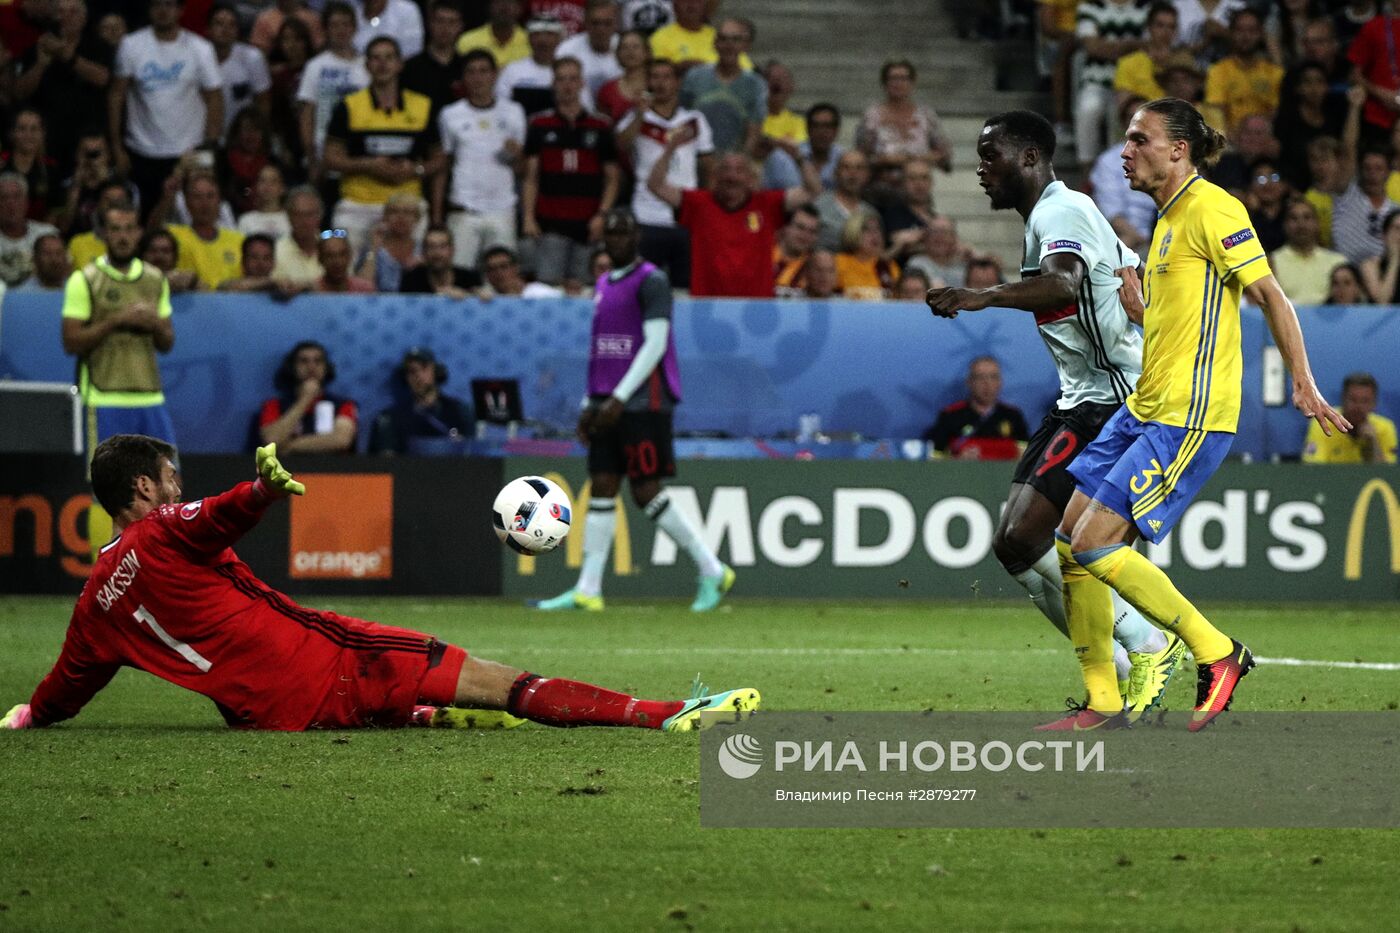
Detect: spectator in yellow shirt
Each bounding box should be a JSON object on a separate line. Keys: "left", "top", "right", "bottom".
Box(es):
{"left": 456, "top": 0, "right": 530, "bottom": 66}
{"left": 166, "top": 173, "right": 246, "bottom": 290}
{"left": 1204, "top": 8, "right": 1283, "bottom": 135}
{"left": 761, "top": 61, "right": 806, "bottom": 146}
{"left": 649, "top": 0, "right": 751, "bottom": 72}
{"left": 69, "top": 182, "right": 136, "bottom": 269}
{"left": 1113, "top": 3, "right": 1180, "bottom": 106}
{"left": 1303, "top": 135, "right": 1346, "bottom": 247}
{"left": 1303, "top": 372, "right": 1397, "bottom": 463}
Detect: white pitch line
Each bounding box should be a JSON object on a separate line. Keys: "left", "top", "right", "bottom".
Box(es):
{"left": 470, "top": 646, "right": 1060, "bottom": 657}
{"left": 463, "top": 646, "right": 1400, "bottom": 670}
{"left": 1255, "top": 656, "right": 1400, "bottom": 672}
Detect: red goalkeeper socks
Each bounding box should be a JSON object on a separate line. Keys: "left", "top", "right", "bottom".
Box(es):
{"left": 507, "top": 673, "right": 683, "bottom": 728}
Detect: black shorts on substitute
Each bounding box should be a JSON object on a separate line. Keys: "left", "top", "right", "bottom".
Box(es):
{"left": 1011, "top": 401, "right": 1121, "bottom": 510}
{"left": 588, "top": 411, "right": 677, "bottom": 483}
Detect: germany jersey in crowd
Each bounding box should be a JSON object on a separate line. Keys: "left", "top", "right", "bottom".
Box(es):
{"left": 524, "top": 110, "right": 618, "bottom": 241}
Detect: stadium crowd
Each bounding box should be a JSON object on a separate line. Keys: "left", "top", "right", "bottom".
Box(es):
{"left": 2, "top": 0, "right": 1400, "bottom": 305}
{"left": 0, "top": 0, "right": 979, "bottom": 302}
{"left": 1, "top": 0, "right": 1395, "bottom": 462}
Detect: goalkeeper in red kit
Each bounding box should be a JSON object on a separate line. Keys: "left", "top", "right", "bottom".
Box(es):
{"left": 2, "top": 435, "right": 759, "bottom": 733}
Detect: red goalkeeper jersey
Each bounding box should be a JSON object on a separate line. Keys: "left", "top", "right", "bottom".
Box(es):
{"left": 27, "top": 481, "right": 439, "bottom": 730}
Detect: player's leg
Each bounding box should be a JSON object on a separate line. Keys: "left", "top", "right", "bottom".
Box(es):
{"left": 422, "top": 647, "right": 759, "bottom": 732}
{"left": 623, "top": 413, "right": 733, "bottom": 611}
{"left": 575, "top": 472, "right": 620, "bottom": 602}
{"left": 997, "top": 482, "right": 1144, "bottom": 692}
{"left": 1037, "top": 409, "right": 1145, "bottom": 726}
{"left": 535, "top": 418, "right": 625, "bottom": 611}
{"left": 995, "top": 482, "right": 1070, "bottom": 637}
{"left": 1044, "top": 491, "right": 1127, "bottom": 720}
{"left": 1074, "top": 427, "right": 1236, "bottom": 663}
{"left": 1074, "top": 426, "right": 1251, "bottom": 729}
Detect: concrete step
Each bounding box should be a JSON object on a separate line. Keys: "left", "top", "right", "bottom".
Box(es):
{"left": 745, "top": 0, "right": 954, "bottom": 31}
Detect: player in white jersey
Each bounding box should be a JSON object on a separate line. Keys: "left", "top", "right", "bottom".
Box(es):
{"left": 926, "top": 111, "right": 1184, "bottom": 716}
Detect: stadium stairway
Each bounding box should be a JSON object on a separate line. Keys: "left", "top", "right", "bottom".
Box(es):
{"left": 743, "top": 0, "right": 1047, "bottom": 274}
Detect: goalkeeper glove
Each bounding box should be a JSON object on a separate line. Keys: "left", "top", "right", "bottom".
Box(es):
{"left": 2, "top": 704, "right": 33, "bottom": 730}
{"left": 255, "top": 443, "right": 306, "bottom": 496}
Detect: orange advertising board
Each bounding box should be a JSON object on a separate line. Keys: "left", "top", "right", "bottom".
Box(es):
{"left": 288, "top": 474, "right": 393, "bottom": 579}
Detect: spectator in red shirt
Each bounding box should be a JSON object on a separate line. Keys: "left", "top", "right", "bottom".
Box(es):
{"left": 0, "top": 0, "right": 52, "bottom": 60}
{"left": 257, "top": 340, "right": 359, "bottom": 454}
{"left": 646, "top": 134, "right": 820, "bottom": 297}
{"left": 1349, "top": 13, "right": 1400, "bottom": 144}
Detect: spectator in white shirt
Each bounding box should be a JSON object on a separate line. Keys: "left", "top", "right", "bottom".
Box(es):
{"left": 297, "top": 2, "right": 369, "bottom": 183}
{"left": 615, "top": 56, "right": 713, "bottom": 288}
{"left": 16, "top": 232, "right": 72, "bottom": 290}
{"left": 237, "top": 164, "right": 293, "bottom": 239}
{"left": 109, "top": 0, "right": 224, "bottom": 222}
{"left": 497, "top": 14, "right": 581, "bottom": 117}
{"left": 207, "top": 4, "right": 272, "bottom": 138}
{"left": 557, "top": 0, "right": 624, "bottom": 100}
{"left": 353, "top": 0, "right": 424, "bottom": 59}
{"left": 434, "top": 49, "right": 528, "bottom": 270}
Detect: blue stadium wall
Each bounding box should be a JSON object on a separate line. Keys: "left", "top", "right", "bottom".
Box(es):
{"left": 4, "top": 292, "right": 1396, "bottom": 459}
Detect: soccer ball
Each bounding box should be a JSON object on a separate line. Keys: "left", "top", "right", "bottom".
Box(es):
{"left": 492, "top": 476, "right": 573, "bottom": 554}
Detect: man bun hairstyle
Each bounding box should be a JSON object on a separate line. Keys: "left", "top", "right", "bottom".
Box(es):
{"left": 984, "top": 110, "right": 1057, "bottom": 162}
{"left": 1141, "top": 97, "right": 1227, "bottom": 169}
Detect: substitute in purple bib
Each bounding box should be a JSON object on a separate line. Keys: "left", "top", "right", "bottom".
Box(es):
{"left": 587, "top": 259, "right": 682, "bottom": 407}
{"left": 535, "top": 208, "right": 735, "bottom": 614}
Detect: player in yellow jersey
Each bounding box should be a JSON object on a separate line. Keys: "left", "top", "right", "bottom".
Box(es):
{"left": 1040, "top": 98, "right": 1351, "bottom": 732}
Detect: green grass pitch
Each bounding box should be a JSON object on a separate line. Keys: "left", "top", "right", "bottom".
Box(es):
{"left": 2, "top": 595, "right": 1397, "bottom": 932}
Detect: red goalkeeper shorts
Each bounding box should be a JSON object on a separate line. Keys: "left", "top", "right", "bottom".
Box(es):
{"left": 305, "top": 620, "right": 467, "bottom": 729}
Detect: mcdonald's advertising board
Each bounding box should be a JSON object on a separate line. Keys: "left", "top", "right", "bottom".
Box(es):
{"left": 502, "top": 458, "right": 1400, "bottom": 602}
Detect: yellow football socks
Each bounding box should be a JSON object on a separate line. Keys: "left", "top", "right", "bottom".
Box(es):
{"left": 1079, "top": 545, "right": 1233, "bottom": 665}
{"left": 1056, "top": 536, "right": 1121, "bottom": 713}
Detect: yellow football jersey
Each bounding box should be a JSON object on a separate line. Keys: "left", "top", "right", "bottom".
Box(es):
{"left": 1302, "top": 412, "right": 1398, "bottom": 463}
{"left": 170, "top": 225, "right": 245, "bottom": 290}
{"left": 1133, "top": 175, "right": 1271, "bottom": 433}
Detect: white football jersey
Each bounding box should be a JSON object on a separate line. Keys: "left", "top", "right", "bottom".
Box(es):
{"left": 1021, "top": 180, "right": 1143, "bottom": 409}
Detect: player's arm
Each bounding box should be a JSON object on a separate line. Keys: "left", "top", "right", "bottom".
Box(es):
{"left": 521, "top": 154, "right": 542, "bottom": 238}
{"left": 1244, "top": 274, "right": 1351, "bottom": 437}
{"left": 926, "top": 251, "right": 1083, "bottom": 318}
{"left": 593, "top": 270, "right": 672, "bottom": 430}
{"left": 646, "top": 126, "right": 694, "bottom": 210}
{"left": 160, "top": 445, "right": 304, "bottom": 558}
{"left": 9, "top": 614, "right": 121, "bottom": 729}
{"left": 1113, "top": 239, "right": 1145, "bottom": 325}
{"left": 783, "top": 155, "right": 822, "bottom": 211}
{"left": 1339, "top": 82, "right": 1365, "bottom": 188}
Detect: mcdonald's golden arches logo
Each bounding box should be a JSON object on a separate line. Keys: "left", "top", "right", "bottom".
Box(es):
{"left": 1343, "top": 478, "right": 1400, "bottom": 581}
